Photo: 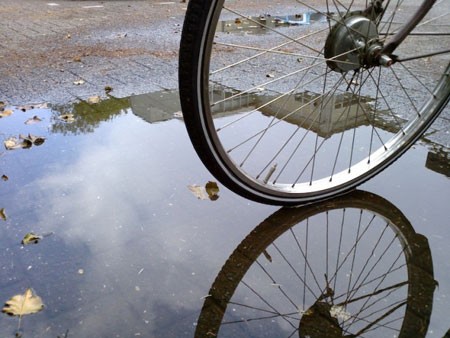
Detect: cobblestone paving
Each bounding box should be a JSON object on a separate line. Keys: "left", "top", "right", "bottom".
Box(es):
{"left": 0, "top": 0, "right": 185, "bottom": 104}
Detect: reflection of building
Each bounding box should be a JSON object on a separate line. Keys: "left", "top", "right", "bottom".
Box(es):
{"left": 426, "top": 146, "right": 450, "bottom": 177}
{"left": 258, "top": 91, "right": 372, "bottom": 138}
{"left": 130, "top": 90, "right": 181, "bottom": 124}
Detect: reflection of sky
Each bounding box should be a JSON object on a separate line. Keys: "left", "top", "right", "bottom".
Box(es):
{"left": 0, "top": 107, "right": 274, "bottom": 337}
{"left": 1, "top": 103, "right": 449, "bottom": 337}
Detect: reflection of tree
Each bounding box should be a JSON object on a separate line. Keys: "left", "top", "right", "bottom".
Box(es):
{"left": 50, "top": 96, "right": 130, "bottom": 135}
{"left": 196, "top": 190, "right": 436, "bottom": 338}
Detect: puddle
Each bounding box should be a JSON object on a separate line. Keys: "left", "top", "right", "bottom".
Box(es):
{"left": 218, "top": 12, "right": 328, "bottom": 34}
{"left": 0, "top": 91, "right": 449, "bottom": 337}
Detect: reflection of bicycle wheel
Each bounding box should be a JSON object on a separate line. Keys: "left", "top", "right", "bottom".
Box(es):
{"left": 179, "top": 0, "right": 450, "bottom": 205}
{"left": 195, "top": 190, "right": 435, "bottom": 338}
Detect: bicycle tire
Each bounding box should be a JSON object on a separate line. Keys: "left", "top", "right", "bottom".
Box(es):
{"left": 195, "top": 190, "right": 436, "bottom": 337}
{"left": 179, "top": 0, "right": 450, "bottom": 205}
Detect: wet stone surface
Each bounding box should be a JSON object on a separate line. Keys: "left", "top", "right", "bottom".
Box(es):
{"left": 0, "top": 1, "right": 449, "bottom": 337}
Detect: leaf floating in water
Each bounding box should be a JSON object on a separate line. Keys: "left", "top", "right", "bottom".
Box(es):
{"left": 0, "top": 208, "right": 6, "bottom": 221}
{"left": 24, "top": 116, "right": 42, "bottom": 125}
{"left": 58, "top": 113, "right": 75, "bottom": 123}
{"left": 2, "top": 288, "right": 44, "bottom": 317}
{"left": 0, "top": 109, "right": 13, "bottom": 118}
{"left": 20, "top": 134, "right": 45, "bottom": 146}
{"left": 18, "top": 103, "right": 48, "bottom": 112}
{"left": 205, "top": 181, "right": 220, "bottom": 200}
{"left": 188, "top": 181, "right": 220, "bottom": 201}
{"left": 188, "top": 185, "right": 209, "bottom": 200}
{"left": 87, "top": 95, "right": 101, "bottom": 104}
{"left": 21, "top": 233, "right": 43, "bottom": 245}
{"left": 4, "top": 137, "right": 31, "bottom": 150}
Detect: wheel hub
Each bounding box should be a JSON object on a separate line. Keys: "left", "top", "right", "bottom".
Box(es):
{"left": 325, "top": 12, "right": 382, "bottom": 72}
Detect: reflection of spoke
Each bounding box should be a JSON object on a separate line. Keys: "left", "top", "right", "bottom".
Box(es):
{"left": 224, "top": 6, "right": 322, "bottom": 54}
{"left": 329, "top": 214, "right": 376, "bottom": 290}
{"left": 253, "top": 259, "right": 300, "bottom": 311}
{"left": 350, "top": 300, "right": 407, "bottom": 336}
{"left": 228, "top": 301, "right": 299, "bottom": 319}
{"left": 240, "top": 279, "right": 298, "bottom": 329}
{"left": 223, "top": 311, "right": 298, "bottom": 325}
{"left": 347, "top": 244, "right": 406, "bottom": 327}
{"left": 272, "top": 242, "right": 320, "bottom": 300}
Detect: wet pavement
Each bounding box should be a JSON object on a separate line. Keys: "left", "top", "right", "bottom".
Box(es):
{"left": 1, "top": 1, "right": 449, "bottom": 338}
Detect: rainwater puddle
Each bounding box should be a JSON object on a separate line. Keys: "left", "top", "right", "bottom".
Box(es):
{"left": 0, "top": 92, "right": 449, "bottom": 337}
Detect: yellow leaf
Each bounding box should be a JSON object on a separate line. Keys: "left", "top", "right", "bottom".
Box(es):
{"left": 87, "top": 95, "right": 101, "bottom": 104}
{"left": 21, "top": 233, "right": 43, "bottom": 245}
{"left": 0, "top": 109, "right": 13, "bottom": 118}
{"left": 2, "top": 288, "right": 44, "bottom": 317}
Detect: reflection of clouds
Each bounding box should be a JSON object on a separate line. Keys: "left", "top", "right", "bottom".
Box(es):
{"left": 23, "top": 114, "right": 272, "bottom": 336}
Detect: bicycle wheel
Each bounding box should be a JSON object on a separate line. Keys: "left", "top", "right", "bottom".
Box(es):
{"left": 179, "top": 0, "right": 450, "bottom": 205}
{"left": 195, "top": 190, "right": 436, "bottom": 337}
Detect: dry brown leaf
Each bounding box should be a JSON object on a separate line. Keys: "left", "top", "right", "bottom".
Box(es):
{"left": 59, "top": 113, "right": 75, "bottom": 123}
{"left": 1, "top": 174, "right": 8, "bottom": 181}
{"left": 0, "top": 208, "right": 6, "bottom": 221}
{"left": 2, "top": 288, "right": 44, "bottom": 317}
{"left": 3, "top": 137, "right": 31, "bottom": 150}
{"left": 20, "top": 134, "right": 45, "bottom": 146}
{"left": 24, "top": 116, "right": 42, "bottom": 125}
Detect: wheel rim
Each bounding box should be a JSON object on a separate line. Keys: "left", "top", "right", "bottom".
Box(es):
{"left": 196, "top": 0, "right": 450, "bottom": 202}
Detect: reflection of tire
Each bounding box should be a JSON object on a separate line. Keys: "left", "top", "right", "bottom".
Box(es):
{"left": 195, "top": 190, "right": 435, "bottom": 338}
{"left": 179, "top": 0, "right": 450, "bottom": 205}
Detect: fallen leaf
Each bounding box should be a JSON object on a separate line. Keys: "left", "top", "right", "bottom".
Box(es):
{"left": 188, "top": 181, "right": 220, "bottom": 201}
{"left": 73, "top": 55, "right": 82, "bottom": 62}
{"left": 1, "top": 174, "right": 8, "bottom": 181}
{"left": 18, "top": 103, "right": 48, "bottom": 112}
{"left": 188, "top": 185, "right": 209, "bottom": 200}
{"left": 21, "top": 233, "right": 43, "bottom": 245}
{"left": 3, "top": 137, "right": 31, "bottom": 150}
{"left": 205, "top": 181, "right": 220, "bottom": 200}
{"left": 0, "top": 109, "right": 13, "bottom": 118}
{"left": 24, "top": 116, "right": 42, "bottom": 125}
{"left": 58, "top": 113, "right": 75, "bottom": 123}
{"left": 19, "top": 134, "right": 45, "bottom": 147}
{"left": 0, "top": 208, "right": 6, "bottom": 221}
{"left": 73, "top": 79, "right": 85, "bottom": 85}
{"left": 87, "top": 95, "right": 101, "bottom": 104}
{"left": 2, "top": 288, "right": 44, "bottom": 317}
